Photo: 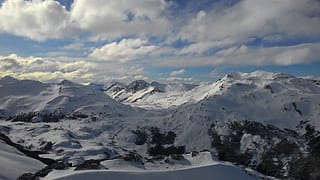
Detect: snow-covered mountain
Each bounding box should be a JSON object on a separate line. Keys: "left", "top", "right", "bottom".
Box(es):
{"left": 1, "top": 71, "right": 320, "bottom": 179}
{"left": 105, "top": 80, "right": 198, "bottom": 109}
{"left": 0, "top": 76, "right": 139, "bottom": 122}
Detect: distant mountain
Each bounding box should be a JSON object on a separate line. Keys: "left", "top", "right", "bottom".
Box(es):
{"left": 1, "top": 71, "right": 320, "bottom": 179}
{"left": 0, "top": 77, "right": 138, "bottom": 121}
{"left": 105, "top": 80, "right": 198, "bottom": 108}
{"left": 88, "top": 82, "right": 105, "bottom": 92}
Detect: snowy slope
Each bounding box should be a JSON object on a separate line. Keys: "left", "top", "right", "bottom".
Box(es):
{"left": 0, "top": 140, "right": 45, "bottom": 180}
{"left": 46, "top": 164, "right": 256, "bottom": 180}
{"left": 171, "top": 71, "right": 320, "bottom": 131}
{"left": 0, "top": 76, "right": 138, "bottom": 119}
{"left": 45, "top": 151, "right": 259, "bottom": 180}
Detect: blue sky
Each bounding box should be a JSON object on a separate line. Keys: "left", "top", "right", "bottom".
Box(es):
{"left": 0, "top": 0, "right": 319, "bottom": 84}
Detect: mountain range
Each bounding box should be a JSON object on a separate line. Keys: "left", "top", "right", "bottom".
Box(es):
{"left": 1, "top": 71, "right": 320, "bottom": 180}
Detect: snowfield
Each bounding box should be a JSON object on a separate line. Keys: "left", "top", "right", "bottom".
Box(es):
{"left": 45, "top": 152, "right": 258, "bottom": 180}
{"left": 0, "top": 140, "right": 45, "bottom": 180}
{"left": 46, "top": 164, "right": 256, "bottom": 180}
{"left": 0, "top": 71, "right": 319, "bottom": 179}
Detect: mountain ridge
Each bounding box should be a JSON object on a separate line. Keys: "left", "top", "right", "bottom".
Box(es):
{"left": 0, "top": 71, "right": 320, "bottom": 179}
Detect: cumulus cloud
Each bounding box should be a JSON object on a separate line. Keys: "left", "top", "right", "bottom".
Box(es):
{"left": 170, "top": 69, "right": 186, "bottom": 76}
{"left": 0, "top": 58, "right": 22, "bottom": 70}
{"left": 179, "top": 39, "right": 235, "bottom": 55}
{"left": 159, "top": 76, "right": 197, "bottom": 84}
{"left": 0, "top": 54, "right": 148, "bottom": 83}
{"left": 63, "top": 42, "right": 86, "bottom": 51}
{"left": 0, "top": 0, "right": 169, "bottom": 41}
{"left": 154, "top": 43, "right": 320, "bottom": 67}
{"left": 177, "top": 0, "right": 320, "bottom": 45}
{"left": 89, "top": 38, "right": 157, "bottom": 62}
{"left": 0, "top": 54, "right": 95, "bottom": 82}
{"left": 0, "top": 0, "right": 76, "bottom": 41}
{"left": 0, "top": 0, "right": 319, "bottom": 83}
{"left": 214, "top": 43, "right": 320, "bottom": 66}
{"left": 70, "top": 0, "right": 169, "bottom": 41}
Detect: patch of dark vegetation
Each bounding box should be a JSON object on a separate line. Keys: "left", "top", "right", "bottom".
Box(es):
{"left": 148, "top": 144, "right": 185, "bottom": 156}
{"left": 40, "top": 142, "right": 53, "bottom": 153}
{"left": 74, "top": 159, "right": 104, "bottom": 171}
{"left": 170, "top": 154, "right": 185, "bottom": 160}
{"left": 35, "top": 161, "right": 70, "bottom": 177}
{"left": 0, "top": 133, "right": 55, "bottom": 165}
{"left": 207, "top": 120, "right": 316, "bottom": 179}
{"left": 257, "top": 138, "right": 300, "bottom": 177}
{"left": 68, "top": 111, "right": 89, "bottom": 120}
{"left": 132, "top": 129, "right": 148, "bottom": 145}
{"left": 17, "top": 173, "right": 35, "bottom": 180}
{"left": 191, "top": 151, "right": 199, "bottom": 157}
{"left": 11, "top": 111, "right": 65, "bottom": 123}
{"left": 151, "top": 130, "right": 176, "bottom": 145}
{"left": 264, "top": 84, "right": 274, "bottom": 93}
{"left": 131, "top": 126, "right": 184, "bottom": 157}
{"left": 42, "top": 113, "right": 65, "bottom": 122}
{"left": 227, "top": 120, "right": 286, "bottom": 140}
{"left": 11, "top": 112, "right": 35, "bottom": 122}
{"left": 150, "top": 155, "right": 166, "bottom": 161}
{"left": 17, "top": 160, "right": 70, "bottom": 179}
{"left": 289, "top": 129, "right": 320, "bottom": 180}
{"left": 122, "top": 152, "right": 144, "bottom": 165}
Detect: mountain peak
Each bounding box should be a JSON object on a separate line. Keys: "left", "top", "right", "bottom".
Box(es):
{"left": 88, "top": 82, "right": 105, "bottom": 91}
{"left": 127, "top": 80, "right": 150, "bottom": 92}
{"left": 0, "top": 76, "right": 19, "bottom": 83}
{"left": 58, "top": 79, "right": 79, "bottom": 86}
{"left": 223, "top": 71, "right": 296, "bottom": 81}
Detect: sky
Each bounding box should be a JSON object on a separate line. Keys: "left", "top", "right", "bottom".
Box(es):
{"left": 0, "top": 0, "right": 319, "bottom": 84}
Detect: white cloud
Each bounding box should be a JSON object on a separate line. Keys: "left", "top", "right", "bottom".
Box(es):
{"left": 0, "top": 0, "right": 319, "bottom": 81}
{"left": 0, "top": 54, "right": 149, "bottom": 84}
{"left": 0, "top": 0, "right": 169, "bottom": 41}
{"left": 214, "top": 43, "right": 320, "bottom": 66}
{"left": 70, "top": 0, "right": 169, "bottom": 41}
{"left": 170, "top": 69, "right": 186, "bottom": 76}
{"left": 0, "top": 0, "right": 76, "bottom": 41}
{"left": 179, "top": 39, "right": 235, "bottom": 55}
{"left": 89, "top": 38, "right": 157, "bottom": 62}
{"left": 0, "top": 54, "right": 96, "bottom": 82}
{"left": 177, "top": 0, "right": 320, "bottom": 44}
{"left": 159, "top": 76, "right": 198, "bottom": 84}
{"left": 0, "top": 0, "right": 318, "bottom": 48}
{"left": 153, "top": 43, "right": 320, "bottom": 67}
{"left": 63, "top": 42, "right": 86, "bottom": 50}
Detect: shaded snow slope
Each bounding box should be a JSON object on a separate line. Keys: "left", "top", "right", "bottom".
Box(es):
{"left": 0, "top": 140, "right": 45, "bottom": 180}
{"left": 47, "top": 163, "right": 256, "bottom": 180}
